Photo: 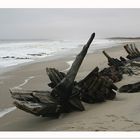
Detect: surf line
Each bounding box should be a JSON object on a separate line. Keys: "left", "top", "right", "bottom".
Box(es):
{"left": 13, "top": 76, "right": 35, "bottom": 89}
{"left": 62, "top": 60, "right": 74, "bottom": 72}
{"left": 0, "top": 107, "right": 16, "bottom": 118}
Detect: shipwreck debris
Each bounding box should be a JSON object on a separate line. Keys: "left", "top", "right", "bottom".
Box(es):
{"left": 9, "top": 34, "right": 140, "bottom": 118}
{"left": 124, "top": 44, "right": 140, "bottom": 60}
{"left": 77, "top": 67, "right": 117, "bottom": 103}
{"left": 10, "top": 34, "right": 140, "bottom": 118}
{"left": 119, "top": 82, "right": 140, "bottom": 93}
{"left": 102, "top": 44, "right": 140, "bottom": 94}
{"left": 101, "top": 49, "right": 137, "bottom": 82}
{"left": 101, "top": 51, "right": 124, "bottom": 82}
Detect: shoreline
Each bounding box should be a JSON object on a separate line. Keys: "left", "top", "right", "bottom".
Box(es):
{"left": 0, "top": 38, "right": 138, "bottom": 76}
{"left": 0, "top": 42, "right": 140, "bottom": 131}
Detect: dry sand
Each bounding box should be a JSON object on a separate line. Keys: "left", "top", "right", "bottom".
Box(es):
{"left": 0, "top": 44, "right": 140, "bottom": 131}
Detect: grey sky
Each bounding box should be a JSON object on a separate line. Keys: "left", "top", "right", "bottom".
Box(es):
{"left": 0, "top": 9, "right": 140, "bottom": 40}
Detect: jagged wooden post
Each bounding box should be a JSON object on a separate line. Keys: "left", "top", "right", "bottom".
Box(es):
{"left": 124, "top": 44, "right": 140, "bottom": 60}
{"left": 134, "top": 44, "right": 140, "bottom": 55}
{"left": 51, "top": 33, "right": 95, "bottom": 111}
{"left": 102, "top": 50, "right": 124, "bottom": 67}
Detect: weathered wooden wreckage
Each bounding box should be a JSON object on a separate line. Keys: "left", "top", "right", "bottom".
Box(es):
{"left": 10, "top": 33, "right": 140, "bottom": 117}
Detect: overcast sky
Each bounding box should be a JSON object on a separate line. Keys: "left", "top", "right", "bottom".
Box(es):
{"left": 0, "top": 9, "right": 140, "bottom": 40}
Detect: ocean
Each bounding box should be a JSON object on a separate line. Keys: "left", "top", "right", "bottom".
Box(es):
{"left": 0, "top": 39, "right": 136, "bottom": 69}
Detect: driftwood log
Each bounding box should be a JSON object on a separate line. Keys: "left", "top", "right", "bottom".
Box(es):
{"left": 10, "top": 33, "right": 118, "bottom": 117}
{"left": 119, "top": 82, "right": 140, "bottom": 93}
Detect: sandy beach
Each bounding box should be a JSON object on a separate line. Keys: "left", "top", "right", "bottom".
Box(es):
{"left": 0, "top": 43, "right": 140, "bottom": 131}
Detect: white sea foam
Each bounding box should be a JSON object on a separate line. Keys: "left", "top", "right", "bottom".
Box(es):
{"left": 0, "top": 39, "right": 137, "bottom": 69}
{"left": 0, "top": 107, "right": 16, "bottom": 118}
{"left": 0, "top": 40, "right": 81, "bottom": 68}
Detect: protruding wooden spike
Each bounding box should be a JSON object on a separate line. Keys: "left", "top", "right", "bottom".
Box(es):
{"left": 102, "top": 50, "right": 111, "bottom": 59}
{"left": 51, "top": 33, "right": 95, "bottom": 102}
